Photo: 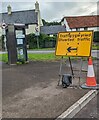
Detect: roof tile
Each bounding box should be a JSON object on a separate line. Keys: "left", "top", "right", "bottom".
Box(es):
{"left": 64, "top": 15, "right": 99, "bottom": 29}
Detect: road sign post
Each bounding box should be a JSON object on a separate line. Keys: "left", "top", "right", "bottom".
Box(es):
{"left": 2, "top": 22, "right": 7, "bottom": 50}
{"left": 55, "top": 31, "right": 93, "bottom": 87}
{"left": 35, "top": 25, "right": 40, "bottom": 49}
{"left": 55, "top": 31, "right": 93, "bottom": 57}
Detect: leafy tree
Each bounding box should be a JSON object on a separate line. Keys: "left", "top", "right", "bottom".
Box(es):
{"left": 42, "top": 19, "right": 61, "bottom": 26}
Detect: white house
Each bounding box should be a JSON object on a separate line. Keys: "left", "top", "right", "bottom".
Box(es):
{"left": 61, "top": 15, "right": 99, "bottom": 31}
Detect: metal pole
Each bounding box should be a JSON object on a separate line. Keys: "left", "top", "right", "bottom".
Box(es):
{"left": 58, "top": 56, "right": 63, "bottom": 86}
{"left": 69, "top": 57, "right": 74, "bottom": 78}
{"left": 37, "top": 36, "right": 39, "bottom": 49}
{"left": 2, "top": 28, "right": 7, "bottom": 51}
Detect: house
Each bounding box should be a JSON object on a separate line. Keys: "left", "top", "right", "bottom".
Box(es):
{"left": 61, "top": 15, "right": 99, "bottom": 31}
{"left": 0, "top": 1, "right": 43, "bottom": 36}
{"left": 40, "top": 25, "right": 66, "bottom": 36}
{"left": 40, "top": 25, "right": 66, "bottom": 48}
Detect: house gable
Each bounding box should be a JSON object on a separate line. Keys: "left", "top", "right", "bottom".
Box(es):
{"left": 1, "top": 10, "right": 38, "bottom": 25}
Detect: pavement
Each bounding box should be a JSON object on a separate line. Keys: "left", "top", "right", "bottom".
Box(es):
{"left": 1, "top": 58, "right": 98, "bottom": 118}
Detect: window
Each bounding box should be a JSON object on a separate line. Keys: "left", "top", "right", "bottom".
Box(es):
{"left": 76, "top": 28, "right": 80, "bottom": 31}
{"left": 84, "top": 27, "right": 88, "bottom": 30}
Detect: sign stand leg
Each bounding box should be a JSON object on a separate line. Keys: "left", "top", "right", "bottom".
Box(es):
{"left": 68, "top": 57, "right": 74, "bottom": 78}
{"left": 78, "top": 58, "right": 83, "bottom": 86}
{"left": 58, "top": 56, "right": 63, "bottom": 86}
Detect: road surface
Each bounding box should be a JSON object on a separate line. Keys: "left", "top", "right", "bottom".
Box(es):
{"left": 0, "top": 50, "right": 99, "bottom": 58}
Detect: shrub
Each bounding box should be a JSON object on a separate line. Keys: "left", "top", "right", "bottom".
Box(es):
{"left": 93, "top": 31, "right": 99, "bottom": 42}
{"left": 26, "top": 33, "right": 57, "bottom": 49}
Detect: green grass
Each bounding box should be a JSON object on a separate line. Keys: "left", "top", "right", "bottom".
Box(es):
{"left": 0, "top": 54, "right": 8, "bottom": 63}
{"left": 0, "top": 52, "right": 97, "bottom": 63}
{"left": 28, "top": 53, "right": 61, "bottom": 61}
{"left": 0, "top": 53, "right": 62, "bottom": 63}
{"left": 92, "top": 44, "right": 99, "bottom": 50}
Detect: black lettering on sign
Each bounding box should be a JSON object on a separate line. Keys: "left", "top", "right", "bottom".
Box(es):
{"left": 77, "top": 37, "right": 90, "bottom": 41}
{"left": 58, "top": 38, "right": 74, "bottom": 42}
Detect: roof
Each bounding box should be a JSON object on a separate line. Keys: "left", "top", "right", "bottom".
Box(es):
{"left": 62, "top": 15, "right": 99, "bottom": 29}
{"left": 0, "top": 9, "right": 38, "bottom": 25}
{"left": 40, "top": 25, "right": 66, "bottom": 35}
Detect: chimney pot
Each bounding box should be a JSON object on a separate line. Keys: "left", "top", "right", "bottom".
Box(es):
{"left": 7, "top": 5, "right": 12, "bottom": 15}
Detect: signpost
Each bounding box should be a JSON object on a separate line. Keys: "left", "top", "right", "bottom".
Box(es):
{"left": 2, "top": 22, "right": 7, "bottom": 50}
{"left": 55, "top": 31, "right": 93, "bottom": 57}
{"left": 35, "top": 25, "right": 40, "bottom": 49}
{"left": 55, "top": 31, "right": 93, "bottom": 87}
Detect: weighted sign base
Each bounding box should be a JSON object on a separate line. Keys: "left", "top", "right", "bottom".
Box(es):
{"left": 81, "top": 84, "right": 99, "bottom": 90}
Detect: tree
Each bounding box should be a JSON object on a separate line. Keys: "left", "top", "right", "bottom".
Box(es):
{"left": 42, "top": 19, "right": 61, "bottom": 26}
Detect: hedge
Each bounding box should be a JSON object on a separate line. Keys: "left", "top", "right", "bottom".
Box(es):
{"left": 26, "top": 33, "right": 57, "bottom": 49}
{"left": 93, "top": 31, "right": 99, "bottom": 42}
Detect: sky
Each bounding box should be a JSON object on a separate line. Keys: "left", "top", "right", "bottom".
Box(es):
{"left": 0, "top": 0, "right": 99, "bottom": 22}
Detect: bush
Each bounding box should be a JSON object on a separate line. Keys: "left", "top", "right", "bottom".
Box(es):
{"left": 26, "top": 33, "right": 37, "bottom": 49}
{"left": 93, "top": 31, "right": 99, "bottom": 42}
{"left": 0, "top": 35, "right": 5, "bottom": 50}
{"left": 26, "top": 33, "right": 57, "bottom": 49}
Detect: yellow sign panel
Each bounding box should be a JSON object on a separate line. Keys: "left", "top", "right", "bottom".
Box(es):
{"left": 55, "top": 31, "right": 93, "bottom": 57}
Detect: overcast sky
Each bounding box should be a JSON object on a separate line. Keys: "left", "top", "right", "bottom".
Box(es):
{"left": 0, "top": 0, "right": 98, "bottom": 22}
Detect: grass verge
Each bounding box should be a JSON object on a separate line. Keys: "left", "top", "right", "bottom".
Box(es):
{"left": 92, "top": 44, "right": 99, "bottom": 50}
{"left": 28, "top": 53, "right": 61, "bottom": 61}
{"left": 0, "top": 53, "right": 62, "bottom": 63}
{"left": 0, "top": 53, "right": 97, "bottom": 63}
{"left": 0, "top": 54, "right": 8, "bottom": 63}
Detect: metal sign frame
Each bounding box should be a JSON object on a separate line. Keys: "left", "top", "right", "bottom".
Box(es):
{"left": 57, "top": 56, "right": 85, "bottom": 87}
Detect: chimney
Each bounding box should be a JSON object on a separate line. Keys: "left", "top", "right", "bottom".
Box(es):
{"left": 7, "top": 5, "right": 12, "bottom": 15}
{"left": 35, "top": 1, "right": 39, "bottom": 12}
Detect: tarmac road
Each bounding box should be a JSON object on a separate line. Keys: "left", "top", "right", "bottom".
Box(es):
{"left": 74, "top": 61, "right": 99, "bottom": 119}
{"left": 74, "top": 93, "right": 99, "bottom": 119}
{"left": 2, "top": 59, "right": 90, "bottom": 118}
{"left": 1, "top": 55, "right": 98, "bottom": 118}
{"left": 0, "top": 50, "right": 99, "bottom": 58}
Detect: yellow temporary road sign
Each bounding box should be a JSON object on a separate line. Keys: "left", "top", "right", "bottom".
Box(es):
{"left": 55, "top": 31, "right": 93, "bottom": 57}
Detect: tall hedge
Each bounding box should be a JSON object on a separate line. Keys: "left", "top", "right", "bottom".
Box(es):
{"left": 0, "top": 35, "right": 5, "bottom": 50}
{"left": 26, "top": 33, "right": 57, "bottom": 49}
{"left": 93, "top": 31, "right": 99, "bottom": 42}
